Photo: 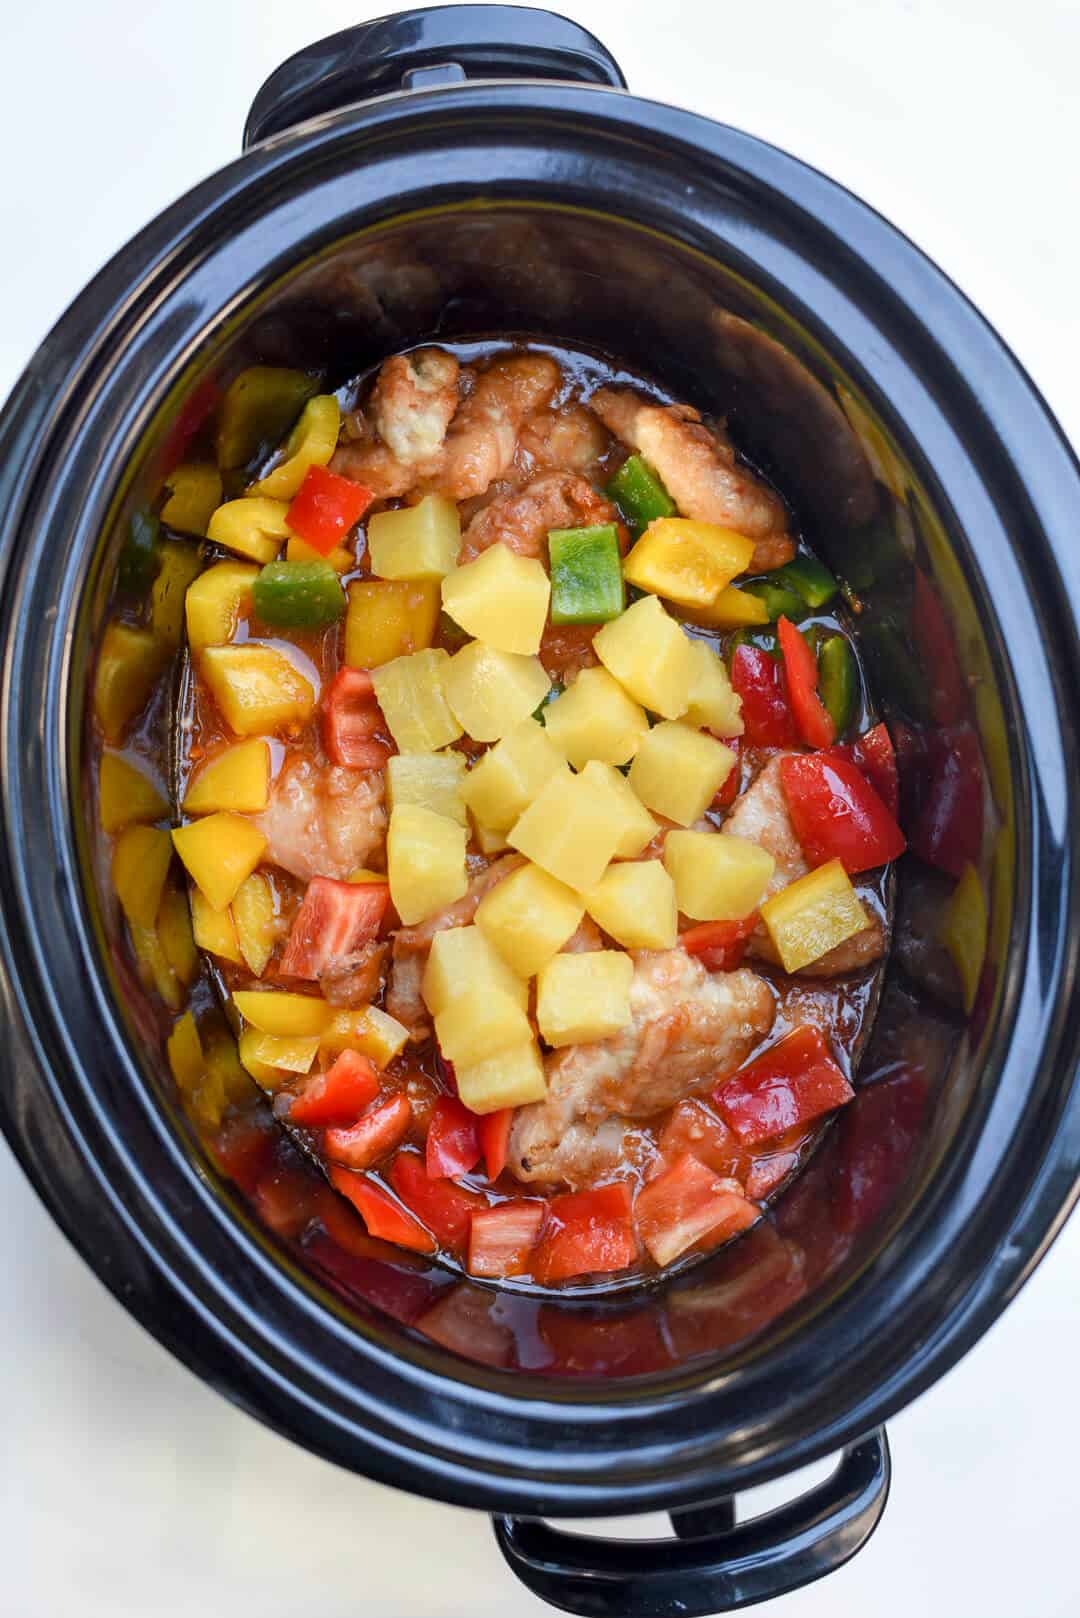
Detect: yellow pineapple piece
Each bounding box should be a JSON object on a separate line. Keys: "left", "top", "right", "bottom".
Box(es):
{"left": 184, "top": 560, "right": 258, "bottom": 651}
{"left": 99, "top": 753, "right": 168, "bottom": 834}
{"left": 443, "top": 641, "right": 551, "bottom": 742}
{"left": 536, "top": 951, "right": 634, "bottom": 1047}
{"left": 475, "top": 861, "right": 585, "bottom": 978}
{"left": 593, "top": 594, "right": 693, "bottom": 719}
{"left": 507, "top": 769, "right": 620, "bottom": 892}
{"left": 459, "top": 719, "right": 568, "bottom": 833}
{"left": 387, "top": 803, "right": 467, "bottom": 926}
{"left": 371, "top": 648, "right": 462, "bottom": 752}
{"left": 583, "top": 860, "right": 678, "bottom": 950}
{"left": 231, "top": 872, "right": 278, "bottom": 977}
{"left": 422, "top": 924, "right": 529, "bottom": 1017}
{"left": 628, "top": 720, "right": 736, "bottom": 826}
{"left": 455, "top": 1041, "right": 548, "bottom": 1114}
{"left": 182, "top": 739, "right": 271, "bottom": 815}
{"left": 206, "top": 496, "right": 291, "bottom": 563}
{"left": 441, "top": 543, "right": 550, "bottom": 654}
{"left": 232, "top": 989, "right": 331, "bottom": 1037}
{"left": 683, "top": 639, "right": 743, "bottom": 737}
{"left": 345, "top": 579, "right": 441, "bottom": 668}
{"left": 112, "top": 825, "right": 173, "bottom": 929}
{"left": 94, "top": 623, "right": 168, "bottom": 744}
{"left": 190, "top": 888, "right": 243, "bottom": 965}
{"left": 367, "top": 493, "right": 461, "bottom": 580}
{"left": 161, "top": 462, "right": 223, "bottom": 537}
{"left": 199, "top": 644, "right": 315, "bottom": 735}
{"left": 541, "top": 666, "right": 649, "bottom": 769}
{"left": 172, "top": 812, "right": 267, "bottom": 912}
{"left": 387, "top": 750, "right": 468, "bottom": 825}
{"left": 470, "top": 816, "right": 510, "bottom": 855}
{"left": 249, "top": 395, "right": 340, "bottom": 500}
{"left": 664, "top": 830, "right": 776, "bottom": 921}
{"left": 434, "top": 988, "right": 532, "bottom": 1068}
{"left": 578, "top": 761, "right": 658, "bottom": 858}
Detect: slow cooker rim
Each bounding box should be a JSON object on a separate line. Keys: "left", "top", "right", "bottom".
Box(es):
{"left": 1, "top": 81, "right": 1078, "bottom": 1514}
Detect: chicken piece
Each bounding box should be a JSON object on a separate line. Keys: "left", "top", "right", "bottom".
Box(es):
{"left": 320, "top": 940, "right": 390, "bottom": 1009}
{"left": 371, "top": 348, "right": 460, "bottom": 464}
{"left": 724, "top": 754, "right": 886, "bottom": 976}
{"left": 256, "top": 757, "right": 386, "bottom": 884}
{"left": 590, "top": 387, "right": 795, "bottom": 572}
{"left": 509, "top": 949, "right": 776, "bottom": 1188}
{"left": 517, "top": 403, "right": 610, "bottom": 480}
{"left": 459, "top": 471, "right": 617, "bottom": 565}
{"left": 385, "top": 854, "right": 525, "bottom": 1038}
{"left": 562, "top": 916, "right": 604, "bottom": 953}
{"left": 435, "top": 353, "right": 561, "bottom": 501}
{"left": 329, "top": 417, "right": 417, "bottom": 500}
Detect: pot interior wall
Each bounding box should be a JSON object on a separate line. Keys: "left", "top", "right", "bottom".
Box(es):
{"left": 83, "top": 203, "right": 1014, "bottom": 1376}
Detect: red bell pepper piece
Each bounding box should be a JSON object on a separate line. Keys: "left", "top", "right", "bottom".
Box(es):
{"left": 467, "top": 1200, "right": 547, "bottom": 1278}
{"left": 286, "top": 1049, "right": 379, "bottom": 1128}
{"left": 912, "top": 568, "right": 968, "bottom": 725}
{"left": 389, "top": 1150, "right": 487, "bottom": 1254}
{"left": 712, "top": 734, "right": 741, "bottom": 808}
{"left": 328, "top": 1164, "right": 436, "bottom": 1254}
{"left": 656, "top": 1099, "right": 746, "bottom": 1181}
{"left": 478, "top": 1107, "right": 514, "bottom": 1181}
{"left": 780, "top": 753, "right": 906, "bottom": 873}
{"left": 321, "top": 668, "right": 393, "bottom": 770}
{"left": 911, "top": 723, "right": 984, "bottom": 878}
{"left": 831, "top": 722, "right": 900, "bottom": 819}
{"left": 425, "top": 1096, "right": 482, "bottom": 1179}
{"left": 744, "top": 1148, "right": 801, "bottom": 1201}
{"left": 730, "top": 644, "right": 797, "bottom": 748}
{"left": 680, "top": 915, "right": 759, "bottom": 973}
{"left": 715, "top": 1025, "right": 854, "bottom": 1146}
{"left": 634, "top": 1153, "right": 758, "bottom": 1267}
{"left": 324, "top": 1095, "right": 412, "bottom": 1171}
{"left": 777, "top": 616, "right": 836, "bottom": 750}
{"left": 279, "top": 876, "right": 390, "bottom": 979}
{"left": 532, "top": 1182, "right": 639, "bottom": 1285}
{"left": 286, "top": 463, "right": 374, "bottom": 556}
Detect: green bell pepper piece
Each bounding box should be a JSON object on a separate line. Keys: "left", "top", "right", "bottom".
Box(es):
{"left": 606, "top": 455, "right": 676, "bottom": 535}
{"left": 817, "top": 634, "right": 858, "bottom": 736}
{"left": 252, "top": 560, "right": 346, "bottom": 629}
{"left": 547, "top": 524, "right": 625, "bottom": 625}
{"left": 117, "top": 511, "right": 162, "bottom": 597}
{"left": 742, "top": 577, "right": 809, "bottom": 622}
{"left": 774, "top": 555, "right": 839, "bottom": 609}
{"left": 728, "top": 626, "right": 780, "bottom": 662}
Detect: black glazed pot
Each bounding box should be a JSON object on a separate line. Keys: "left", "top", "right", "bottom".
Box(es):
{"left": 1, "top": 8, "right": 1079, "bottom": 1615}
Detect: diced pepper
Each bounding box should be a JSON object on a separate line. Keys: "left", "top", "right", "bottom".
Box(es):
{"left": 232, "top": 990, "right": 332, "bottom": 1038}
{"left": 150, "top": 540, "right": 204, "bottom": 648}
{"left": 287, "top": 535, "right": 353, "bottom": 573}
{"left": 94, "top": 622, "right": 168, "bottom": 743}
{"left": 547, "top": 524, "right": 625, "bottom": 625}
{"left": 728, "top": 627, "right": 779, "bottom": 661}
{"left": 172, "top": 813, "right": 267, "bottom": 912}
{"left": 184, "top": 560, "right": 258, "bottom": 652}
{"left": 780, "top": 754, "right": 906, "bottom": 873}
{"left": 157, "top": 884, "right": 199, "bottom": 987}
{"left": 760, "top": 858, "right": 869, "bottom": 973}
{"left": 414, "top": 1286, "right": 513, "bottom": 1366}
{"left": 425, "top": 1096, "right": 482, "bottom": 1179}
{"left": 252, "top": 560, "right": 346, "bottom": 629}
{"left": 239, "top": 1028, "right": 320, "bottom": 1080}
{"left": 161, "top": 462, "right": 223, "bottom": 537}
{"left": 817, "top": 634, "right": 858, "bottom": 738}
{"left": 319, "top": 1005, "right": 410, "bottom": 1068}
{"left": 320, "top": 667, "right": 393, "bottom": 770}
{"left": 209, "top": 1112, "right": 275, "bottom": 1196}
{"left": 182, "top": 739, "right": 271, "bottom": 815}
{"left": 467, "top": 1200, "right": 547, "bottom": 1279}
{"left": 287, "top": 1050, "right": 380, "bottom": 1128}
{"left": 842, "top": 723, "right": 900, "bottom": 819}
{"left": 325, "top": 1095, "right": 412, "bottom": 1170}
{"left": 249, "top": 394, "right": 340, "bottom": 500}
{"left": 777, "top": 615, "right": 835, "bottom": 749}
{"left": 117, "top": 511, "right": 162, "bottom": 596}
{"left": 215, "top": 366, "right": 318, "bottom": 471}
{"left": 606, "top": 454, "right": 676, "bottom": 534}
{"left": 682, "top": 586, "right": 770, "bottom": 631}
{"left": 167, "top": 1010, "right": 204, "bottom": 1095}
{"left": 199, "top": 644, "right": 316, "bottom": 735}
{"left": 130, "top": 917, "right": 183, "bottom": 1011}
{"left": 285, "top": 463, "right": 373, "bottom": 555}
{"left": 774, "top": 555, "right": 839, "bottom": 610}
{"left": 623, "top": 520, "right": 754, "bottom": 610}
{"left": 634, "top": 1153, "right": 758, "bottom": 1267}
{"left": 532, "top": 1182, "right": 639, "bottom": 1285}
{"left": 329, "top": 1165, "right": 436, "bottom": 1254}
{"left": 279, "top": 877, "right": 389, "bottom": 979}
{"left": 729, "top": 643, "right": 797, "bottom": 748}
{"left": 715, "top": 1025, "right": 854, "bottom": 1146}
{"left": 657, "top": 1100, "right": 744, "bottom": 1179}
{"left": 99, "top": 753, "right": 167, "bottom": 834}
{"left": 478, "top": 1107, "right": 514, "bottom": 1181}
{"left": 206, "top": 497, "right": 291, "bottom": 564}
{"left": 345, "top": 578, "right": 441, "bottom": 669}
{"left": 388, "top": 1150, "right": 485, "bottom": 1254}
{"left": 912, "top": 724, "right": 984, "bottom": 878}
{"left": 112, "top": 824, "right": 173, "bottom": 929}
{"left": 939, "top": 863, "right": 987, "bottom": 1014}
{"left": 680, "top": 915, "right": 759, "bottom": 972}
{"left": 742, "top": 577, "right": 808, "bottom": 622}
{"left": 190, "top": 888, "right": 243, "bottom": 964}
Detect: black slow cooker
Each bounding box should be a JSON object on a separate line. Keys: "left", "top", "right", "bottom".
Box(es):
{"left": 1, "top": 9, "right": 1079, "bottom": 1614}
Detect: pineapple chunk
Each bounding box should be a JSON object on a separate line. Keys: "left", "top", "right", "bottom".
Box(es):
{"left": 172, "top": 812, "right": 267, "bottom": 912}
{"left": 583, "top": 860, "right": 678, "bottom": 950}
{"left": 112, "top": 825, "right": 173, "bottom": 929}
{"left": 455, "top": 1040, "right": 548, "bottom": 1114}
{"left": 345, "top": 578, "right": 440, "bottom": 668}
{"left": 387, "top": 803, "right": 467, "bottom": 926}
{"left": 161, "top": 462, "right": 223, "bottom": 537}
{"left": 422, "top": 925, "right": 528, "bottom": 1016}
{"left": 434, "top": 987, "right": 532, "bottom": 1068}
{"left": 249, "top": 395, "right": 340, "bottom": 500}
{"left": 628, "top": 721, "right": 736, "bottom": 826}
{"left": 441, "top": 543, "right": 550, "bottom": 654}
{"left": 387, "top": 750, "right": 468, "bottom": 826}
{"left": 508, "top": 769, "right": 621, "bottom": 892}
{"left": 760, "top": 859, "right": 869, "bottom": 972}
{"left": 199, "top": 645, "right": 315, "bottom": 736}
{"left": 542, "top": 666, "right": 649, "bottom": 769}
{"left": 683, "top": 639, "right": 743, "bottom": 737}
{"left": 190, "top": 889, "right": 244, "bottom": 964}
{"left": 157, "top": 884, "right": 199, "bottom": 986}
{"left": 168, "top": 1011, "right": 204, "bottom": 1094}
{"left": 231, "top": 872, "right": 277, "bottom": 976}
{"left": 206, "top": 496, "right": 291, "bottom": 563}
{"left": 475, "top": 862, "right": 585, "bottom": 978}
{"left": 371, "top": 648, "right": 462, "bottom": 753}
{"left": 536, "top": 951, "right": 634, "bottom": 1047}
{"left": 182, "top": 739, "right": 271, "bottom": 815}
{"left": 623, "top": 518, "right": 755, "bottom": 608}
{"left": 320, "top": 1005, "right": 410, "bottom": 1066}
{"left": 471, "top": 816, "right": 510, "bottom": 855}
{"left": 233, "top": 989, "right": 331, "bottom": 1037}
{"left": 579, "top": 761, "right": 658, "bottom": 858}
{"left": 367, "top": 493, "right": 460, "bottom": 579}
{"left": 185, "top": 561, "right": 258, "bottom": 652}
{"left": 459, "top": 719, "right": 568, "bottom": 833}
{"left": 239, "top": 1028, "right": 320, "bottom": 1082}
{"left": 99, "top": 753, "right": 167, "bottom": 834}
{"left": 664, "top": 831, "right": 776, "bottom": 921}
{"left": 593, "top": 594, "right": 693, "bottom": 719}
{"left": 443, "top": 641, "right": 551, "bottom": 742}
{"left": 151, "top": 541, "right": 204, "bottom": 648}
{"left": 94, "top": 623, "right": 168, "bottom": 744}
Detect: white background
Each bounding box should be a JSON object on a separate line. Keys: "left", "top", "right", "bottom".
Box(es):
{"left": 2, "top": 2, "right": 1078, "bottom": 1614}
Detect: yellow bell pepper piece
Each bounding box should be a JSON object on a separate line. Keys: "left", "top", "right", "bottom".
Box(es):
{"left": 182, "top": 739, "right": 271, "bottom": 815}
{"left": 112, "top": 825, "right": 173, "bottom": 929}
{"left": 344, "top": 578, "right": 441, "bottom": 668}
{"left": 203, "top": 1027, "right": 254, "bottom": 1107}
{"left": 99, "top": 753, "right": 168, "bottom": 835}
{"left": 239, "top": 1028, "right": 320, "bottom": 1083}
{"left": 172, "top": 813, "right": 267, "bottom": 912}
{"left": 319, "top": 1005, "right": 410, "bottom": 1067}
{"left": 231, "top": 872, "right": 277, "bottom": 977}
{"left": 248, "top": 395, "right": 340, "bottom": 500}
{"left": 190, "top": 888, "right": 244, "bottom": 964}
{"left": 167, "top": 1011, "right": 204, "bottom": 1095}
{"left": 157, "top": 884, "right": 199, "bottom": 987}
{"left": 681, "top": 586, "right": 771, "bottom": 631}
{"left": 151, "top": 541, "right": 204, "bottom": 648}
{"left": 94, "top": 622, "right": 168, "bottom": 744}
{"left": 206, "top": 496, "right": 291, "bottom": 564}
{"left": 232, "top": 990, "right": 332, "bottom": 1038}
{"left": 286, "top": 535, "right": 353, "bottom": 574}
{"left": 761, "top": 858, "right": 869, "bottom": 973}
{"left": 216, "top": 366, "right": 318, "bottom": 471}
{"left": 161, "top": 462, "right": 223, "bottom": 537}
{"left": 130, "top": 918, "right": 183, "bottom": 1010}
{"left": 623, "top": 519, "right": 755, "bottom": 610}
{"left": 185, "top": 560, "right": 258, "bottom": 652}
{"left": 198, "top": 644, "right": 316, "bottom": 736}
{"left": 939, "top": 864, "right": 987, "bottom": 1014}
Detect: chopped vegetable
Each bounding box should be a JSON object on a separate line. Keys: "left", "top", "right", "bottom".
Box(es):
{"left": 199, "top": 644, "right": 316, "bottom": 735}
{"left": 713, "top": 735, "right": 741, "bottom": 808}
{"left": 507, "top": 768, "right": 621, "bottom": 892}
{"left": 454, "top": 1040, "right": 547, "bottom": 1114}
{"left": 478, "top": 1108, "right": 514, "bottom": 1181}
{"left": 325, "top": 1096, "right": 412, "bottom": 1170}
{"left": 387, "top": 750, "right": 467, "bottom": 825}
{"left": 161, "top": 463, "right": 223, "bottom": 537}
{"left": 371, "top": 648, "right": 462, "bottom": 753}
{"left": 345, "top": 578, "right": 441, "bottom": 668}
{"left": 459, "top": 720, "right": 568, "bottom": 834}
{"left": 94, "top": 623, "right": 167, "bottom": 743}
{"left": 206, "top": 496, "right": 292, "bottom": 564}
{"left": 580, "top": 760, "right": 658, "bottom": 857}
{"left": 426, "top": 1096, "right": 482, "bottom": 1179}
{"left": 232, "top": 871, "right": 277, "bottom": 976}
{"left": 249, "top": 394, "right": 340, "bottom": 501}
{"left": 912, "top": 724, "right": 984, "bottom": 878}
{"left": 190, "top": 888, "right": 243, "bottom": 964}
{"left": 532, "top": 1183, "right": 639, "bottom": 1285}
{"left": 536, "top": 950, "right": 634, "bottom": 1047}
{"left": 319, "top": 1005, "right": 409, "bottom": 1068}
{"left": 441, "top": 542, "right": 551, "bottom": 655}
{"left": 664, "top": 831, "right": 775, "bottom": 921}
{"left": 182, "top": 739, "right": 271, "bottom": 815}
{"left": 817, "top": 634, "right": 857, "bottom": 738}
{"left": 287, "top": 534, "right": 353, "bottom": 573}
{"left": 435, "top": 987, "right": 532, "bottom": 1069}
{"left": 215, "top": 366, "right": 317, "bottom": 471}
{"left": 288, "top": 1050, "right": 379, "bottom": 1128}
{"left": 422, "top": 925, "right": 528, "bottom": 1017}
{"left": 635, "top": 1153, "right": 758, "bottom": 1266}
{"left": 117, "top": 511, "right": 162, "bottom": 596}
{"left": 443, "top": 641, "right": 551, "bottom": 742}
{"left": 939, "top": 863, "right": 987, "bottom": 1014}
{"left": 387, "top": 803, "right": 467, "bottom": 926}
{"left": 777, "top": 615, "right": 835, "bottom": 750}
{"left": 593, "top": 594, "right": 693, "bottom": 719}
{"left": 833, "top": 722, "right": 899, "bottom": 819}
{"left": 583, "top": 860, "right": 678, "bottom": 951}
{"left": 681, "top": 585, "right": 770, "bottom": 631}
{"left": 475, "top": 862, "right": 585, "bottom": 978}
{"left": 167, "top": 1010, "right": 204, "bottom": 1095}
{"left": 112, "top": 825, "right": 173, "bottom": 929}
{"left": 99, "top": 754, "right": 167, "bottom": 834}
{"left": 252, "top": 560, "right": 346, "bottom": 629}
{"left": 184, "top": 560, "right": 258, "bottom": 652}
{"left": 729, "top": 643, "right": 797, "bottom": 748}
{"left": 548, "top": 523, "right": 625, "bottom": 624}
{"left": 233, "top": 990, "right": 331, "bottom": 1039}
{"left": 774, "top": 555, "right": 839, "bottom": 610}
{"left": 329, "top": 1165, "right": 436, "bottom": 1254}
{"left": 285, "top": 463, "right": 373, "bottom": 555}
{"left": 780, "top": 754, "right": 906, "bottom": 874}
{"left": 683, "top": 640, "right": 743, "bottom": 737}
{"left": 156, "top": 885, "right": 199, "bottom": 986}
{"left": 657, "top": 1099, "right": 742, "bottom": 1178}
{"left": 321, "top": 668, "right": 392, "bottom": 770}
{"left": 367, "top": 493, "right": 461, "bottom": 580}
{"left": 628, "top": 720, "right": 736, "bottom": 827}
{"left": 680, "top": 915, "right": 759, "bottom": 972}
{"left": 239, "top": 1028, "right": 320, "bottom": 1080}
{"left": 715, "top": 1025, "right": 853, "bottom": 1145}
{"left": 389, "top": 1151, "right": 485, "bottom": 1254}
{"left": 742, "top": 577, "right": 807, "bottom": 622}
{"left": 541, "top": 665, "right": 648, "bottom": 769}
{"left": 623, "top": 518, "right": 754, "bottom": 609}
{"left": 759, "top": 857, "right": 869, "bottom": 973}
{"left": 279, "top": 876, "right": 389, "bottom": 979}
{"left": 606, "top": 454, "right": 676, "bottom": 533}
{"left": 171, "top": 813, "right": 267, "bottom": 912}
{"left": 151, "top": 541, "right": 204, "bottom": 647}
{"left": 468, "top": 1201, "right": 546, "bottom": 1278}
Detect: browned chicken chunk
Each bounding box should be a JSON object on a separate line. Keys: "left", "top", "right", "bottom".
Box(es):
{"left": 255, "top": 758, "right": 386, "bottom": 884}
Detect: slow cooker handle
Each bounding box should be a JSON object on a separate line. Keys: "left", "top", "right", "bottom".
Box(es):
{"left": 243, "top": 5, "right": 627, "bottom": 147}
{"left": 492, "top": 1428, "right": 890, "bottom": 1616}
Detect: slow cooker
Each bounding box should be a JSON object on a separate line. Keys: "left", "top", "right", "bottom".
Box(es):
{"left": 1, "top": 8, "right": 1078, "bottom": 1614}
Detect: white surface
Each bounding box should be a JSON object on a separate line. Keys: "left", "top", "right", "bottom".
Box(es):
{"left": 2, "top": 2, "right": 1078, "bottom": 1614}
